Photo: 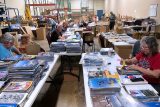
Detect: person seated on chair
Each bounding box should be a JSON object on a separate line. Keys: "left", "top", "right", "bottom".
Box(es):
{"left": 19, "top": 34, "right": 31, "bottom": 53}
{"left": 0, "top": 33, "right": 21, "bottom": 60}
{"left": 62, "top": 21, "right": 68, "bottom": 33}
{"left": 50, "top": 24, "right": 65, "bottom": 42}
{"left": 121, "top": 36, "right": 160, "bottom": 94}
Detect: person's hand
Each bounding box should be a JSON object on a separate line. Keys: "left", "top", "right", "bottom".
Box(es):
{"left": 128, "top": 64, "right": 140, "bottom": 71}
{"left": 120, "top": 59, "right": 125, "bottom": 65}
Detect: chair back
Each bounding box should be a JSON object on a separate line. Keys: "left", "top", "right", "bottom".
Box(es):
{"left": 26, "top": 42, "right": 41, "bottom": 55}
{"left": 83, "top": 32, "right": 94, "bottom": 43}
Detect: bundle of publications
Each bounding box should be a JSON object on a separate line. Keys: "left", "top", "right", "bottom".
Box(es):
{"left": 2, "top": 55, "right": 24, "bottom": 61}
{"left": 116, "top": 66, "right": 141, "bottom": 75}
{"left": 0, "top": 61, "right": 13, "bottom": 68}
{"left": 100, "top": 48, "right": 115, "bottom": 56}
{"left": 0, "top": 92, "right": 28, "bottom": 107}
{"left": 8, "top": 60, "right": 46, "bottom": 85}
{"left": 83, "top": 53, "right": 104, "bottom": 66}
{"left": 91, "top": 95, "right": 122, "bottom": 107}
{"left": 2, "top": 80, "right": 33, "bottom": 93}
{"left": 125, "top": 84, "right": 159, "bottom": 102}
{"left": 50, "top": 42, "right": 66, "bottom": 53}
{"left": 0, "top": 70, "right": 8, "bottom": 81}
{"left": 65, "top": 43, "right": 82, "bottom": 53}
{"left": 89, "top": 77, "right": 121, "bottom": 95}
{"left": 37, "top": 52, "right": 54, "bottom": 62}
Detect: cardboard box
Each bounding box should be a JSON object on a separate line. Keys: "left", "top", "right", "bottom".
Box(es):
{"left": 114, "top": 45, "right": 132, "bottom": 59}
{"left": 36, "top": 27, "right": 46, "bottom": 40}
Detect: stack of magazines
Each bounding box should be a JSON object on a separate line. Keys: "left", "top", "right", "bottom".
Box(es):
{"left": 89, "top": 77, "right": 121, "bottom": 95}
{"left": 65, "top": 43, "right": 81, "bottom": 53}
{"left": 36, "top": 52, "right": 54, "bottom": 62}
{"left": 2, "top": 80, "right": 33, "bottom": 93}
{"left": 8, "top": 60, "right": 45, "bottom": 85}
{"left": 83, "top": 53, "right": 103, "bottom": 66}
{"left": 0, "top": 92, "right": 28, "bottom": 107}
{"left": 0, "top": 61, "right": 13, "bottom": 68}
{"left": 2, "top": 55, "right": 24, "bottom": 61}
{"left": 50, "top": 42, "right": 66, "bottom": 53}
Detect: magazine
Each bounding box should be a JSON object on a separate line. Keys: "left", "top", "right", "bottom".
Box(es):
{"left": 124, "top": 84, "right": 159, "bottom": 101}
{"left": 116, "top": 66, "right": 141, "bottom": 75}
{"left": 2, "top": 55, "right": 24, "bottom": 61}
{"left": 0, "top": 61, "right": 13, "bottom": 68}
{"left": 0, "top": 92, "right": 28, "bottom": 106}
{"left": 0, "top": 70, "right": 8, "bottom": 81}
{"left": 11, "top": 60, "right": 39, "bottom": 70}
{"left": 3, "top": 81, "right": 33, "bottom": 92}
{"left": 89, "top": 77, "right": 121, "bottom": 95}
{"left": 120, "top": 75, "right": 148, "bottom": 85}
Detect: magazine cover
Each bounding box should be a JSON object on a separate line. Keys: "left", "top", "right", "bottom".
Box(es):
{"left": 0, "top": 70, "right": 8, "bottom": 81}
{"left": 125, "top": 84, "right": 159, "bottom": 101}
{"left": 0, "top": 61, "right": 12, "bottom": 68}
{"left": 120, "top": 75, "right": 148, "bottom": 85}
{"left": 89, "top": 77, "right": 121, "bottom": 95}
{"left": 2, "top": 55, "right": 24, "bottom": 61}
{"left": 12, "top": 60, "right": 39, "bottom": 70}
{"left": 116, "top": 66, "right": 141, "bottom": 75}
{"left": 0, "top": 92, "right": 28, "bottom": 106}
{"left": 3, "top": 81, "right": 33, "bottom": 92}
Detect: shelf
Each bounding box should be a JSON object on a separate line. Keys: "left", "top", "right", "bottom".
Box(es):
{"left": 27, "top": 4, "right": 56, "bottom": 6}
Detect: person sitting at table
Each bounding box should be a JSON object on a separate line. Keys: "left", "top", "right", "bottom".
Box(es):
{"left": 50, "top": 24, "right": 65, "bottom": 42}
{"left": 19, "top": 34, "right": 31, "bottom": 53}
{"left": 122, "top": 36, "right": 160, "bottom": 94}
{"left": 0, "top": 33, "right": 21, "bottom": 60}
{"left": 62, "top": 21, "right": 68, "bottom": 33}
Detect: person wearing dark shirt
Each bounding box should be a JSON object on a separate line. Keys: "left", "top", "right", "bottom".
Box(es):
{"left": 50, "top": 24, "right": 64, "bottom": 42}
{"left": 109, "top": 12, "right": 116, "bottom": 30}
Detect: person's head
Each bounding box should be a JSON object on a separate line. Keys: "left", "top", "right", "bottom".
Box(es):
{"left": 140, "top": 36, "right": 159, "bottom": 56}
{"left": 21, "top": 34, "right": 31, "bottom": 44}
{"left": 56, "top": 24, "right": 63, "bottom": 32}
{"left": 63, "top": 21, "right": 68, "bottom": 28}
{"left": 1, "top": 33, "right": 14, "bottom": 49}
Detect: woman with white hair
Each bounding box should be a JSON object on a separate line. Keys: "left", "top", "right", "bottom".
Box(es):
{"left": 0, "top": 33, "right": 21, "bottom": 60}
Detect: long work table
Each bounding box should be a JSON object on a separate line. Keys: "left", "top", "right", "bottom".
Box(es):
{"left": 80, "top": 51, "right": 159, "bottom": 107}
{"left": 24, "top": 54, "right": 59, "bottom": 107}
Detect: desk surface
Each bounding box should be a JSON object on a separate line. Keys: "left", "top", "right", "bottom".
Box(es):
{"left": 81, "top": 53, "right": 145, "bottom": 107}
{"left": 24, "top": 55, "right": 59, "bottom": 107}
{"left": 102, "top": 32, "right": 137, "bottom": 46}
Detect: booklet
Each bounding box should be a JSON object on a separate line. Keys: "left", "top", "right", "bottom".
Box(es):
{"left": 0, "top": 92, "right": 28, "bottom": 106}
{"left": 3, "top": 81, "right": 33, "bottom": 92}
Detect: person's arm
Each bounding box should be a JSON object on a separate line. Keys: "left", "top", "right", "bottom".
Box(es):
{"left": 11, "top": 46, "right": 21, "bottom": 55}
{"left": 121, "top": 57, "right": 138, "bottom": 65}
{"left": 129, "top": 65, "right": 160, "bottom": 78}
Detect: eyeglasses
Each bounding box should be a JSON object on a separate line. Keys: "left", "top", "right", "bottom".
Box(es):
{"left": 140, "top": 45, "right": 149, "bottom": 50}
{"left": 3, "top": 41, "right": 13, "bottom": 45}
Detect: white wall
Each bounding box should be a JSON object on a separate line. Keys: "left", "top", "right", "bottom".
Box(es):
{"left": 70, "top": 0, "right": 105, "bottom": 14}
{"left": 105, "top": 0, "right": 160, "bottom": 24}
{"left": 0, "top": 0, "right": 25, "bottom": 18}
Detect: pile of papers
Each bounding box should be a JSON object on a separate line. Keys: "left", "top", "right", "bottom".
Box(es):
{"left": 83, "top": 53, "right": 104, "bottom": 66}
{"left": 50, "top": 42, "right": 66, "bottom": 53}
{"left": 65, "top": 43, "right": 81, "bottom": 53}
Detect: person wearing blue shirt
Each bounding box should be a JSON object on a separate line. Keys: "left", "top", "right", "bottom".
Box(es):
{"left": 0, "top": 33, "right": 21, "bottom": 60}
